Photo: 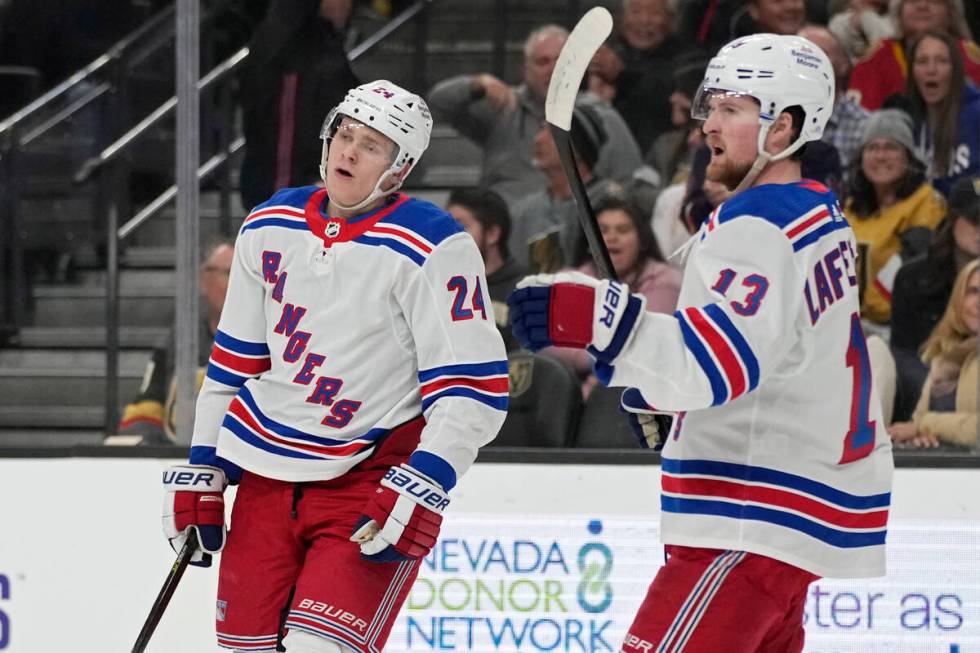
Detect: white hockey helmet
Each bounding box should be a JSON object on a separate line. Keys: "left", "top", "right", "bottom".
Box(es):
{"left": 692, "top": 33, "right": 835, "bottom": 164}
{"left": 319, "top": 80, "right": 433, "bottom": 211}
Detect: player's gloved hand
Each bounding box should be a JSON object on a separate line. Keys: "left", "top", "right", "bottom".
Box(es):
{"left": 620, "top": 388, "right": 670, "bottom": 451}
{"left": 350, "top": 464, "right": 449, "bottom": 563}
{"left": 507, "top": 272, "right": 645, "bottom": 365}
{"left": 162, "top": 464, "right": 228, "bottom": 568}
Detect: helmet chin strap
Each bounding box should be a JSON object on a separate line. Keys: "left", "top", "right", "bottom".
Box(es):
{"left": 327, "top": 173, "right": 403, "bottom": 213}
{"left": 731, "top": 119, "right": 806, "bottom": 194}
{"left": 318, "top": 153, "right": 407, "bottom": 214}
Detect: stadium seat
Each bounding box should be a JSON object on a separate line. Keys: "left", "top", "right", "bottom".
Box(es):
{"left": 573, "top": 385, "right": 640, "bottom": 448}
{"left": 489, "top": 352, "right": 582, "bottom": 447}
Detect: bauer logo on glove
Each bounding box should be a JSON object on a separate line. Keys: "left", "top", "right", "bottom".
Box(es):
{"left": 350, "top": 464, "right": 449, "bottom": 562}
{"left": 507, "top": 272, "right": 644, "bottom": 364}
{"left": 162, "top": 464, "right": 228, "bottom": 567}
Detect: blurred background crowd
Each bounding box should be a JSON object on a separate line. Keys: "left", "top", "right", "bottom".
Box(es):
{"left": 0, "top": 0, "right": 977, "bottom": 454}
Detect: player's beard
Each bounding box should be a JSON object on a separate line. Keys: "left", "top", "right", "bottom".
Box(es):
{"left": 706, "top": 155, "right": 753, "bottom": 191}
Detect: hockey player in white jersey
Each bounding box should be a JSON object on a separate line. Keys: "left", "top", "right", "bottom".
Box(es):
{"left": 160, "top": 80, "right": 508, "bottom": 653}
{"left": 509, "top": 34, "right": 893, "bottom": 652}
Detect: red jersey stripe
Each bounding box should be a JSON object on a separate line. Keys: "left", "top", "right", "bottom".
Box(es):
{"left": 685, "top": 307, "right": 746, "bottom": 399}
{"left": 662, "top": 475, "right": 889, "bottom": 529}
{"left": 420, "top": 375, "right": 509, "bottom": 397}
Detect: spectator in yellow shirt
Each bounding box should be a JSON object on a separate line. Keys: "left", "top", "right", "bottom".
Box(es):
{"left": 844, "top": 109, "right": 946, "bottom": 328}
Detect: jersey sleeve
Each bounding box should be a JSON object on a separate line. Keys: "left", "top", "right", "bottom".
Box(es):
{"left": 189, "top": 230, "right": 270, "bottom": 479}
{"left": 399, "top": 232, "right": 509, "bottom": 490}
{"left": 601, "top": 215, "right": 803, "bottom": 411}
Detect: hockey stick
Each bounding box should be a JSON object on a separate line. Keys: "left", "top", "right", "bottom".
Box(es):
{"left": 131, "top": 530, "right": 199, "bottom": 653}
{"left": 545, "top": 6, "right": 617, "bottom": 281}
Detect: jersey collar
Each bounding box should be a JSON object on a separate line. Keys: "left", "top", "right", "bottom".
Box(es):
{"left": 303, "top": 190, "right": 410, "bottom": 248}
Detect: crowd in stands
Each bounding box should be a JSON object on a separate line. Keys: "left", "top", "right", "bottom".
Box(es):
{"left": 426, "top": 0, "right": 979, "bottom": 451}
{"left": 25, "top": 0, "right": 974, "bottom": 451}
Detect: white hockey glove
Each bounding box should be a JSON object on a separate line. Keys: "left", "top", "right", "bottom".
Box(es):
{"left": 162, "top": 464, "right": 228, "bottom": 567}
{"left": 350, "top": 464, "right": 448, "bottom": 562}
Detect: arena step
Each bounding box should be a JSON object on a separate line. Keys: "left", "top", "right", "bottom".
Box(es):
{"left": 30, "top": 285, "right": 174, "bottom": 327}
{"left": 14, "top": 326, "right": 170, "bottom": 349}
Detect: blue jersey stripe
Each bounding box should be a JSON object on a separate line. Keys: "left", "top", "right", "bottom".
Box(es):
{"left": 675, "top": 311, "right": 728, "bottom": 406}
{"left": 662, "top": 496, "right": 887, "bottom": 548}
{"left": 379, "top": 196, "right": 465, "bottom": 245}
{"left": 237, "top": 386, "right": 385, "bottom": 447}
{"left": 792, "top": 221, "right": 850, "bottom": 252}
{"left": 240, "top": 218, "right": 309, "bottom": 234}
{"left": 421, "top": 387, "right": 509, "bottom": 413}
{"left": 418, "top": 360, "right": 509, "bottom": 382}
{"left": 702, "top": 304, "right": 760, "bottom": 392}
{"left": 206, "top": 363, "right": 248, "bottom": 388}
{"left": 222, "top": 415, "right": 323, "bottom": 460}
{"left": 662, "top": 457, "right": 891, "bottom": 509}
{"left": 355, "top": 235, "right": 426, "bottom": 266}
{"left": 214, "top": 330, "right": 270, "bottom": 356}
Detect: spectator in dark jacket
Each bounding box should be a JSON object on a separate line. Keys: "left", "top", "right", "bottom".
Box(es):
{"left": 587, "top": 0, "right": 691, "bottom": 153}
{"left": 238, "top": 0, "right": 358, "bottom": 210}
{"left": 891, "top": 175, "right": 979, "bottom": 420}
{"left": 907, "top": 29, "right": 980, "bottom": 197}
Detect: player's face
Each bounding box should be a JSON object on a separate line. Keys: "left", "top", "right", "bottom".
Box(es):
{"left": 961, "top": 270, "right": 980, "bottom": 335}
{"left": 701, "top": 92, "right": 760, "bottom": 190}
{"left": 599, "top": 208, "right": 641, "bottom": 277}
{"left": 524, "top": 33, "right": 566, "bottom": 101}
{"left": 199, "top": 244, "right": 234, "bottom": 317}
{"left": 325, "top": 117, "right": 397, "bottom": 208}
{"left": 953, "top": 214, "right": 980, "bottom": 258}
{"left": 448, "top": 203, "right": 488, "bottom": 256}
{"left": 623, "top": 0, "right": 671, "bottom": 51}
{"left": 749, "top": 0, "right": 805, "bottom": 35}
{"left": 861, "top": 137, "right": 909, "bottom": 191}
{"left": 911, "top": 35, "right": 953, "bottom": 107}
{"left": 900, "top": 0, "right": 951, "bottom": 39}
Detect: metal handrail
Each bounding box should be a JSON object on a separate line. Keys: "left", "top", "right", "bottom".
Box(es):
{"left": 74, "top": 47, "right": 250, "bottom": 184}
{"left": 0, "top": 4, "right": 175, "bottom": 136}
{"left": 18, "top": 82, "right": 112, "bottom": 147}
{"left": 77, "top": 0, "right": 435, "bottom": 187}
{"left": 348, "top": 0, "right": 432, "bottom": 59}
{"left": 118, "top": 136, "right": 245, "bottom": 240}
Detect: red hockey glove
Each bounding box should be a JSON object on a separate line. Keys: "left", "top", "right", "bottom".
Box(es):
{"left": 162, "top": 464, "right": 227, "bottom": 568}
{"left": 350, "top": 464, "right": 449, "bottom": 562}
{"left": 507, "top": 272, "right": 645, "bottom": 364}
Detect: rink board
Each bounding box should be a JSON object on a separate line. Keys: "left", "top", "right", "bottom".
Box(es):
{"left": 0, "top": 460, "right": 977, "bottom": 652}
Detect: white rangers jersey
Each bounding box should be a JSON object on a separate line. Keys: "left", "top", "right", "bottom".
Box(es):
{"left": 606, "top": 180, "right": 894, "bottom": 578}
{"left": 189, "top": 187, "right": 508, "bottom": 491}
